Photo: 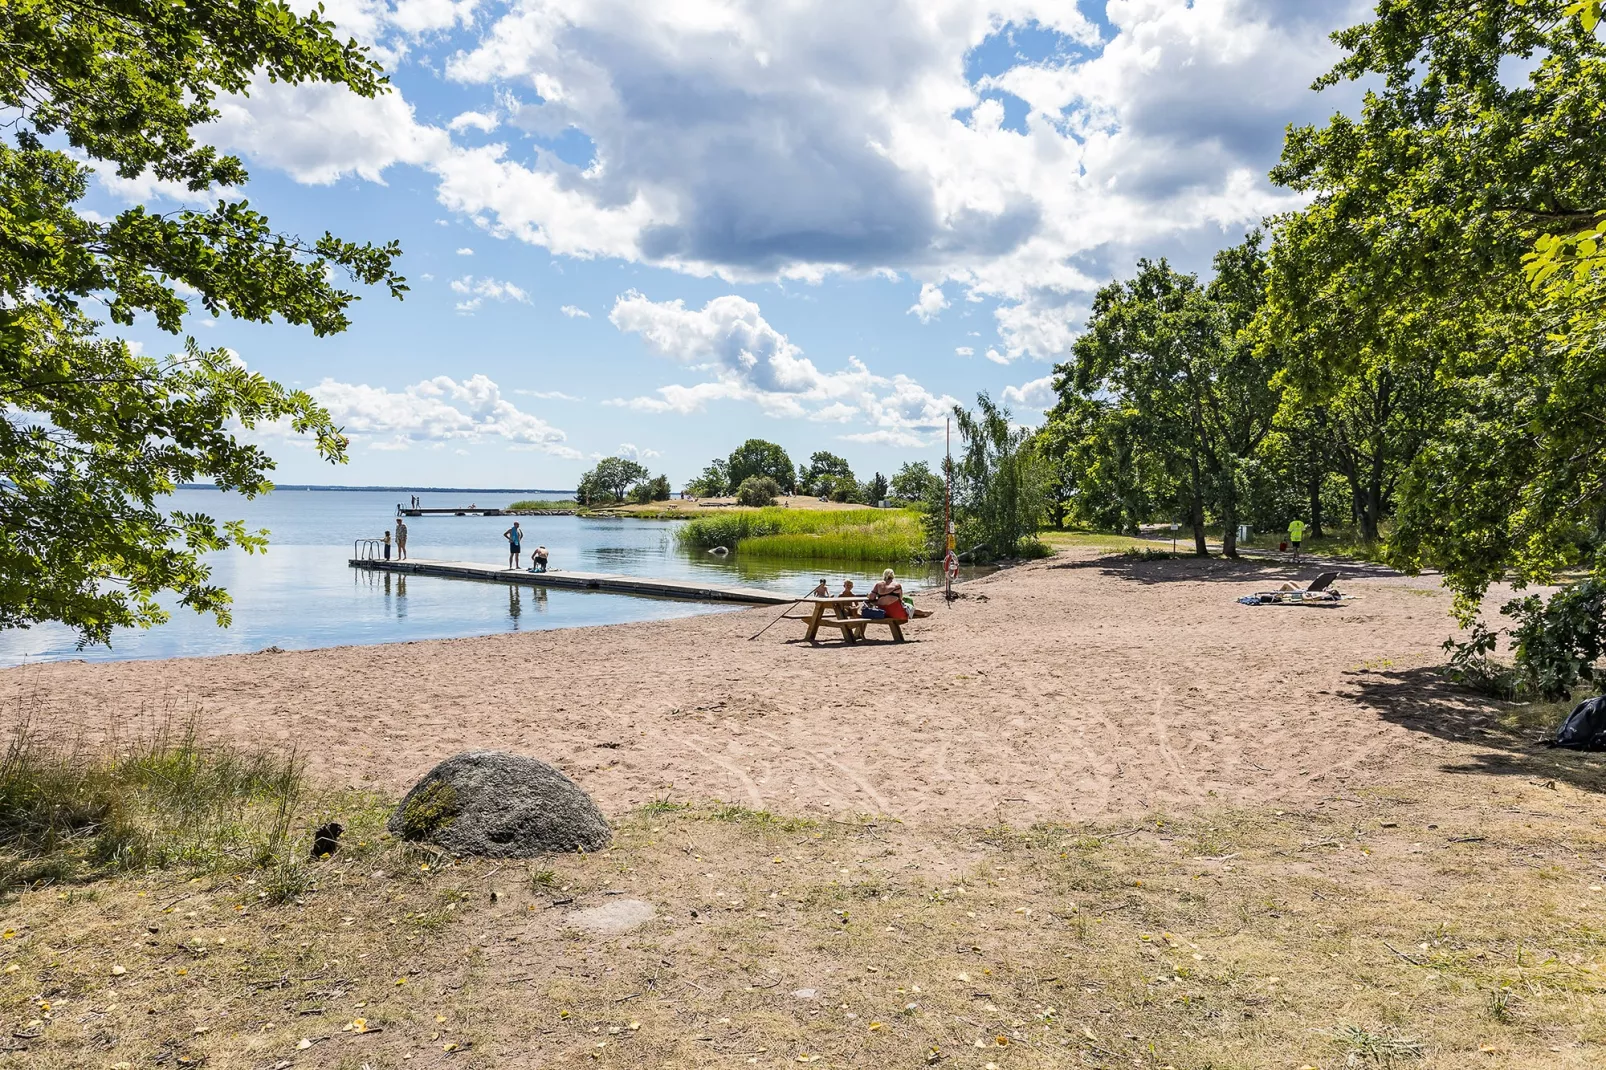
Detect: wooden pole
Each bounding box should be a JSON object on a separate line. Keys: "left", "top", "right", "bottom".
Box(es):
{"left": 944, "top": 416, "right": 954, "bottom": 602}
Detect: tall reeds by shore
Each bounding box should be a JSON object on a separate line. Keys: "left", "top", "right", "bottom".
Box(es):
{"left": 675, "top": 507, "right": 925, "bottom": 561}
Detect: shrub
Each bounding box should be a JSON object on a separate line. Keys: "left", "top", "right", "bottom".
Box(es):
{"left": 735, "top": 475, "right": 782, "bottom": 507}
{"left": 0, "top": 719, "right": 313, "bottom": 894}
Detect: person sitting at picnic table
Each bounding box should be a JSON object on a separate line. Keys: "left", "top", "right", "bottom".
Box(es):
{"left": 860, "top": 569, "right": 906, "bottom": 620}
{"left": 838, "top": 579, "right": 856, "bottom": 599}
{"left": 812, "top": 579, "right": 830, "bottom": 597}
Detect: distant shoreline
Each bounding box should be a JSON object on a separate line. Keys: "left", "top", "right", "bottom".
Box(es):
{"left": 175, "top": 484, "right": 577, "bottom": 494}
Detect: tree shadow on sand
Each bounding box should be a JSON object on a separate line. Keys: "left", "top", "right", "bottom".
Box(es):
{"left": 1054, "top": 553, "right": 1400, "bottom": 586}
{"left": 1342, "top": 665, "right": 1606, "bottom": 795}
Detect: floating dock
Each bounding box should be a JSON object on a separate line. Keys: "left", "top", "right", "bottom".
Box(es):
{"left": 350, "top": 558, "right": 790, "bottom": 605}
{"left": 397, "top": 506, "right": 504, "bottom": 517}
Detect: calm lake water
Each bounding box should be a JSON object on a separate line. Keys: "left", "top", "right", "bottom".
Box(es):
{"left": 0, "top": 489, "right": 955, "bottom": 665}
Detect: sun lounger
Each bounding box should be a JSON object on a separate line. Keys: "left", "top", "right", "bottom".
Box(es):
{"left": 1239, "top": 571, "right": 1345, "bottom": 606}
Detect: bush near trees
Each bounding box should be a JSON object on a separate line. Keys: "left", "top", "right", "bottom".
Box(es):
{"left": 735, "top": 476, "right": 783, "bottom": 507}
{"left": 0, "top": 0, "right": 406, "bottom": 646}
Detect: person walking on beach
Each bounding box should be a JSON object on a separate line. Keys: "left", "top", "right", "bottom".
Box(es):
{"left": 395, "top": 517, "right": 408, "bottom": 561}
{"left": 1287, "top": 517, "right": 1305, "bottom": 560}
{"left": 504, "top": 521, "right": 523, "bottom": 569}
{"left": 382, "top": 529, "right": 392, "bottom": 561}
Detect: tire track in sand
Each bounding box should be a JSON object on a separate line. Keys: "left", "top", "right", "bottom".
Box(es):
{"left": 739, "top": 721, "right": 897, "bottom": 816}
{"left": 667, "top": 732, "right": 765, "bottom": 810}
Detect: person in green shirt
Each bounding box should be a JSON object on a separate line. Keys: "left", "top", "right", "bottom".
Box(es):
{"left": 1287, "top": 518, "right": 1305, "bottom": 559}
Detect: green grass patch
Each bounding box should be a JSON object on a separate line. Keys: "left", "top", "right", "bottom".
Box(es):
{"left": 676, "top": 507, "right": 926, "bottom": 561}
{"left": 507, "top": 499, "right": 578, "bottom": 511}
{"left": 1038, "top": 530, "right": 1161, "bottom": 553}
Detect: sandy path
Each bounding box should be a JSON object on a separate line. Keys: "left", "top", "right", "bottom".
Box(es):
{"left": 2, "top": 552, "right": 1505, "bottom": 824}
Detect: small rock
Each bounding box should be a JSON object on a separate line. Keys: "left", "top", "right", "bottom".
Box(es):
{"left": 110, "top": 965, "right": 126, "bottom": 976}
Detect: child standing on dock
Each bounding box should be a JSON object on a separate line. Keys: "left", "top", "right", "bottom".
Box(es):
{"left": 382, "top": 530, "right": 392, "bottom": 561}
{"left": 395, "top": 518, "right": 408, "bottom": 561}
{"left": 504, "top": 521, "right": 523, "bottom": 569}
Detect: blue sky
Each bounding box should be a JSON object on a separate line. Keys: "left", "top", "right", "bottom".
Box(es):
{"left": 90, "top": 0, "right": 1369, "bottom": 489}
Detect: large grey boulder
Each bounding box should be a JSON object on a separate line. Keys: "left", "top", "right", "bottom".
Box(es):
{"left": 388, "top": 750, "right": 610, "bottom": 856}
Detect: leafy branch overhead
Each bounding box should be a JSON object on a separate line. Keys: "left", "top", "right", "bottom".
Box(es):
{"left": 0, "top": 0, "right": 407, "bottom": 645}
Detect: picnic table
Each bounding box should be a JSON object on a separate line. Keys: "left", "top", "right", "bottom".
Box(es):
{"left": 796, "top": 596, "right": 906, "bottom": 644}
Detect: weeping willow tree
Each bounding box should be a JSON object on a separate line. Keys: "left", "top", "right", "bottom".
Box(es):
{"left": 945, "top": 393, "right": 1048, "bottom": 560}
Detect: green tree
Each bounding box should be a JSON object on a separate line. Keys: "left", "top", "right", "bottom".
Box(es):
{"left": 579, "top": 457, "right": 651, "bottom": 503}
{"left": 947, "top": 393, "right": 1047, "bottom": 559}
{"left": 1, "top": 0, "right": 406, "bottom": 646}
{"left": 683, "top": 459, "right": 729, "bottom": 497}
{"left": 798, "top": 450, "right": 852, "bottom": 495}
{"left": 889, "top": 461, "right": 941, "bottom": 504}
{"left": 866, "top": 472, "right": 889, "bottom": 505}
{"left": 727, "top": 439, "right": 796, "bottom": 494}
{"left": 1062, "top": 237, "right": 1282, "bottom": 557}
{"left": 1265, "top": 0, "right": 1606, "bottom": 607}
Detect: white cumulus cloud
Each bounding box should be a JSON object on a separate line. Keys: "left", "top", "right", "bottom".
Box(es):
{"left": 1002, "top": 373, "right": 1056, "bottom": 411}
{"left": 605, "top": 292, "right": 954, "bottom": 441}
{"left": 908, "top": 282, "right": 950, "bottom": 323}
{"left": 451, "top": 275, "right": 530, "bottom": 313}
{"left": 560, "top": 304, "right": 591, "bottom": 318}
{"left": 312, "top": 373, "right": 579, "bottom": 456}
{"left": 193, "top": 0, "right": 1368, "bottom": 362}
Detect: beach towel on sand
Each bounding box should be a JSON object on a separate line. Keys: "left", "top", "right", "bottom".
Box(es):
{"left": 1553, "top": 696, "right": 1606, "bottom": 750}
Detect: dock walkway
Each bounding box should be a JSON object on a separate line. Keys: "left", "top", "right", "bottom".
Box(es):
{"left": 350, "top": 558, "right": 789, "bottom": 605}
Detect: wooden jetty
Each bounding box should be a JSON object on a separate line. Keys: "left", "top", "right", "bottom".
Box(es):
{"left": 398, "top": 506, "right": 504, "bottom": 517}
{"left": 350, "top": 558, "right": 790, "bottom": 605}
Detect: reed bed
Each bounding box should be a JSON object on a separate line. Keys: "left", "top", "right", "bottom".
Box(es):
{"left": 675, "top": 507, "right": 925, "bottom": 560}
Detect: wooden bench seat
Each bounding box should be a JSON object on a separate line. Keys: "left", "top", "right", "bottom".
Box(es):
{"left": 810, "top": 616, "right": 906, "bottom": 643}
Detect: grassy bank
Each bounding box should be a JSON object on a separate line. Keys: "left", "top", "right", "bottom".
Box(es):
{"left": 5, "top": 771, "right": 1604, "bottom": 1068}
{"left": 507, "top": 499, "right": 579, "bottom": 511}
{"left": 676, "top": 507, "right": 925, "bottom": 561}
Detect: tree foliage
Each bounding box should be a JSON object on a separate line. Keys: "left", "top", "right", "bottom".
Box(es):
{"left": 683, "top": 458, "right": 729, "bottom": 497}
{"left": 1055, "top": 235, "right": 1282, "bottom": 556}
{"left": 889, "top": 461, "right": 941, "bottom": 505}
{"left": 946, "top": 393, "right": 1046, "bottom": 559}
{"left": 578, "top": 457, "right": 651, "bottom": 504}
{"left": 727, "top": 439, "right": 796, "bottom": 494}
{"left": 798, "top": 451, "right": 852, "bottom": 495}
{"left": 1, "top": 0, "right": 406, "bottom": 645}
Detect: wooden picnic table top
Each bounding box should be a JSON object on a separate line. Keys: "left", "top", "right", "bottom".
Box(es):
{"left": 801, "top": 595, "right": 865, "bottom": 604}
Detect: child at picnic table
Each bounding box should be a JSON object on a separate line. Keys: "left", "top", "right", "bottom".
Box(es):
{"left": 838, "top": 579, "right": 855, "bottom": 599}
{"left": 812, "top": 579, "right": 830, "bottom": 597}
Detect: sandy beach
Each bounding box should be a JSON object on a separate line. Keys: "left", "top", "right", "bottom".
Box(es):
{"left": 4, "top": 550, "right": 1534, "bottom": 824}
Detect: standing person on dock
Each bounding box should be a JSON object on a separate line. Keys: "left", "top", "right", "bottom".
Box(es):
{"left": 382, "top": 529, "right": 392, "bottom": 561}
{"left": 504, "top": 521, "right": 523, "bottom": 569}
{"left": 395, "top": 518, "right": 408, "bottom": 561}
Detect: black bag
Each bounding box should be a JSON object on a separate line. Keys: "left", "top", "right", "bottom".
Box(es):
{"left": 1553, "top": 696, "right": 1606, "bottom": 749}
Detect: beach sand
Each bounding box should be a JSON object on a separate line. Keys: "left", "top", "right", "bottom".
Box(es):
{"left": 3, "top": 551, "right": 1520, "bottom": 823}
